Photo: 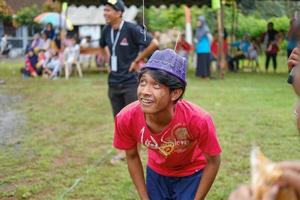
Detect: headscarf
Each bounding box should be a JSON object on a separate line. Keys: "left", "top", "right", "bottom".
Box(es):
{"left": 195, "top": 16, "right": 210, "bottom": 41}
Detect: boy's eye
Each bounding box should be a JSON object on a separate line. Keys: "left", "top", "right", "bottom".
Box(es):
{"left": 153, "top": 83, "right": 160, "bottom": 89}
{"left": 139, "top": 79, "right": 146, "bottom": 85}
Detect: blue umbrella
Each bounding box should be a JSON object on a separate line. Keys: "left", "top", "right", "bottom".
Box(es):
{"left": 34, "top": 12, "right": 73, "bottom": 30}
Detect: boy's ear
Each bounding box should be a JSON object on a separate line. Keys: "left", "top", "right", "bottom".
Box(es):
{"left": 171, "top": 89, "right": 183, "bottom": 101}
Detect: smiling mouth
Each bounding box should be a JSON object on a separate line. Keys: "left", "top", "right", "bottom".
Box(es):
{"left": 140, "top": 98, "right": 154, "bottom": 106}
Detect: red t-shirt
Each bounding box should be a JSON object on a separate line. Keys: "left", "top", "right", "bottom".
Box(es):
{"left": 113, "top": 100, "right": 222, "bottom": 177}
{"left": 211, "top": 39, "right": 228, "bottom": 58}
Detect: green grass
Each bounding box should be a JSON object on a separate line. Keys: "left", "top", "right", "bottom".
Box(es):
{"left": 0, "top": 55, "right": 299, "bottom": 200}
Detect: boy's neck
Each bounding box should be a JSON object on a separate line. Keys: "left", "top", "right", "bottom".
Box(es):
{"left": 111, "top": 18, "right": 122, "bottom": 30}
{"left": 145, "top": 105, "right": 175, "bottom": 134}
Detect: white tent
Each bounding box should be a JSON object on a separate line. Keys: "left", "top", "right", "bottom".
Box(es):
{"left": 67, "top": 5, "right": 139, "bottom": 26}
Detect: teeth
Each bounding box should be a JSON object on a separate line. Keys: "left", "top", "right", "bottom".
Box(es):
{"left": 141, "top": 98, "right": 152, "bottom": 104}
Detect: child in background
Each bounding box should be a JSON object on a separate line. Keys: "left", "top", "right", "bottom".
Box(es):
{"left": 63, "top": 36, "right": 82, "bottom": 79}
{"left": 21, "top": 48, "right": 38, "bottom": 78}
{"left": 44, "top": 50, "right": 61, "bottom": 80}
{"left": 248, "top": 38, "right": 260, "bottom": 69}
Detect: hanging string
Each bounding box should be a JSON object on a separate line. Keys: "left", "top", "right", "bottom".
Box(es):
{"left": 174, "top": 30, "right": 181, "bottom": 51}
{"left": 140, "top": 0, "right": 147, "bottom": 41}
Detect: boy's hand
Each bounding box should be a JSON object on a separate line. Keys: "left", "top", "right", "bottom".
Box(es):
{"left": 288, "top": 47, "right": 300, "bottom": 71}
{"left": 129, "top": 60, "right": 139, "bottom": 72}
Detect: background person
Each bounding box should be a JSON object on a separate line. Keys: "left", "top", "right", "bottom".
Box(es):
{"left": 264, "top": 22, "right": 279, "bottom": 72}
{"left": 195, "top": 16, "right": 212, "bottom": 79}
{"left": 99, "top": 0, "right": 158, "bottom": 164}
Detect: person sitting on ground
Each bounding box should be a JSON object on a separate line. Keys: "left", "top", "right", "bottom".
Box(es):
{"left": 31, "top": 33, "right": 44, "bottom": 51}
{"left": 40, "top": 32, "right": 51, "bottom": 52}
{"left": 228, "top": 33, "right": 251, "bottom": 72}
{"left": 35, "top": 49, "right": 47, "bottom": 76}
{"left": 42, "top": 23, "right": 55, "bottom": 40}
{"left": 43, "top": 50, "right": 61, "bottom": 80}
{"left": 113, "top": 49, "right": 222, "bottom": 200}
{"left": 21, "top": 48, "right": 38, "bottom": 78}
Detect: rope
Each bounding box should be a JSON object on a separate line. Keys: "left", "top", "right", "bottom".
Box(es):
{"left": 57, "top": 149, "right": 114, "bottom": 200}
{"left": 141, "top": 0, "right": 147, "bottom": 41}
{"left": 174, "top": 30, "right": 181, "bottom": 51}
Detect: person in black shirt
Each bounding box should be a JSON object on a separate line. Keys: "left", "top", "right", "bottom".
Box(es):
{"left": 99, "top": 0, "right": 158, "bottom": 164}
{"left": 264, "top": 22, "right": 279, "bottom": 72}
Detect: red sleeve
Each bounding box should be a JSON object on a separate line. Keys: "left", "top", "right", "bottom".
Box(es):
{"left": 191, "top": 114, "right": 222, "bottom": 156}
{"left": 223, "top": 41, "right": 228, "bottom": 54}
{"left": 113, "top": 115, "right": 137, "bottom": 150}
{"left": 211, "top": 41, "right": 218, "bottom": 57}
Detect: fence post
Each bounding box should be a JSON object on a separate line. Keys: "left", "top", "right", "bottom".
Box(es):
{"left": 21, "top": 25, "right": 29, "bottom": 50}
{"left": 0, "top": 18, "right": 3, "bottom": 37}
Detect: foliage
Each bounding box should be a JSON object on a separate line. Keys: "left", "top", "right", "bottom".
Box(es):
{"left": 14, "top": 5, "right": 39, "bottom": 26}
{"left": 146, "top": 5, "right": 185, "bottom": 32}
{"left": 42, "top": 1, "right": 61, "bottom": 12}
{"left": 234, "top": 13, "right": 289, "bottom": 38}
{"left": 145, "top": 3, "right": 290, "bottom": 39}
{"left": 239, "top": 0, "right": 286, "bottom": 18}
{"left": 0, "top": 0, "right": 12, "bottom": 17}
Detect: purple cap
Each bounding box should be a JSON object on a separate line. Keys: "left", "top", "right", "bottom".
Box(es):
{"left": 144, "top": 49, "right": 187, "bottom": 84}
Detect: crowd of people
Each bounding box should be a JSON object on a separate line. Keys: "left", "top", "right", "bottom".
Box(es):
{"left": 172, "top": 17, "right": 297, "bottom": 79}
{"left": 19, "top": 23, "right": 99, "bottom": 79}
{"left": 12, "top": 12, "right": 296, "bottom": 81}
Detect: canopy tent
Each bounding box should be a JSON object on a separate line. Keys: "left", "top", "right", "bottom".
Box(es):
{"left": 67, "top": 5, "right": 139, "bottom": 25}
{"left": 56, "top": 0, "right": 211, "bottom": 7}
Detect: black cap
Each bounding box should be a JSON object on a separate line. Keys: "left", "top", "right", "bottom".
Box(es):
{"left": 105, "top": 0, "right": 125, "bottom": 12}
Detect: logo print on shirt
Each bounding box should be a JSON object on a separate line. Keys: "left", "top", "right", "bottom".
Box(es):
{"left": 158, "top": 142, "right": 175, "bottom": 157}
{"left": 120, "top": 38, "right": 129, "bottom": 46}
{"left": 140, "top": 125, "right": 192, "bottom": 157}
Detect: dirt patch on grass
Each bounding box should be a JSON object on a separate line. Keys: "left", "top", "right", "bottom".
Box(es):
{"left": 53, "top": 149, "right": 85, "bottom": 167}
{"left": 0, "top": 95, "right": 24, "bottom": 145}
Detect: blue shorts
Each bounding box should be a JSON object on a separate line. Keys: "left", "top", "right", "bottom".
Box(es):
{"left": 146, "top": 166, "right": 203, "bottom": 200}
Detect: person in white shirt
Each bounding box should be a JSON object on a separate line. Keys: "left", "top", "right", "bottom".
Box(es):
{"left": 63, "top": 36, "right": 82, "bottom": 79}
{"left": 80, "top": 35, "right": 93, "bottom": 68}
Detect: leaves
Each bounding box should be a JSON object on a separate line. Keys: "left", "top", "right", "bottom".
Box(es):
{"left": 0, "top": 0, "right": 12, "bottom": 17}
{"left": 145, "top": 3, "right": 290, "bottom": 38}
{"left": 14, "top": 5, "right": 39, "bottom": 26}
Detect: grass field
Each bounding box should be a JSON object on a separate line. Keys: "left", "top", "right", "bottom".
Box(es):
{"left": 0, "top": 55, "right": 299, "bottom": 200}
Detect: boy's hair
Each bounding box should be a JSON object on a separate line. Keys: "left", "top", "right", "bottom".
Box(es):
{"left": 138, "top": 68, "right": 186, "bottom": 103}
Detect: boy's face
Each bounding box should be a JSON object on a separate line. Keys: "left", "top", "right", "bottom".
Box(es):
{"left": 103, "top": 5, "right": 121, "bottom": 25}
{"left": 137, "top": 72, "right": 180, "bottom": 115}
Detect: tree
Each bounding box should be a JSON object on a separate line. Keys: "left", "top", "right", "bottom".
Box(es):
{"left": 14, "top": 5, "right": 39, "bottom": 26}
{"left": 0, "top": 0, "right": 12, "bottom": 17}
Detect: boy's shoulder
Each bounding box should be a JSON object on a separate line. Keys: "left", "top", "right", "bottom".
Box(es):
{"left": 178, "top": 100, "right": 211, "bottom": 121}
{"left": 179, "top": 100, "right": 209, "bottom": 115}
{"left": 116, "top": 101, "right": 142, "bottom": 122}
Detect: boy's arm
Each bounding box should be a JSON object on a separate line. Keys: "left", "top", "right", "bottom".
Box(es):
{"left": 194, "top": 154, "right": 221, "bottom": 200}
{"left": 129, "top": 39, "right": 158, "bottom": 72}
{"left": 126, "top": 147, "right": 149, "bottom": 200}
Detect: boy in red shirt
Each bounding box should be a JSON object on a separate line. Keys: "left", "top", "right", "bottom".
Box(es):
{"left": 113, "top": 49, "right": 222, "bottom": 200}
